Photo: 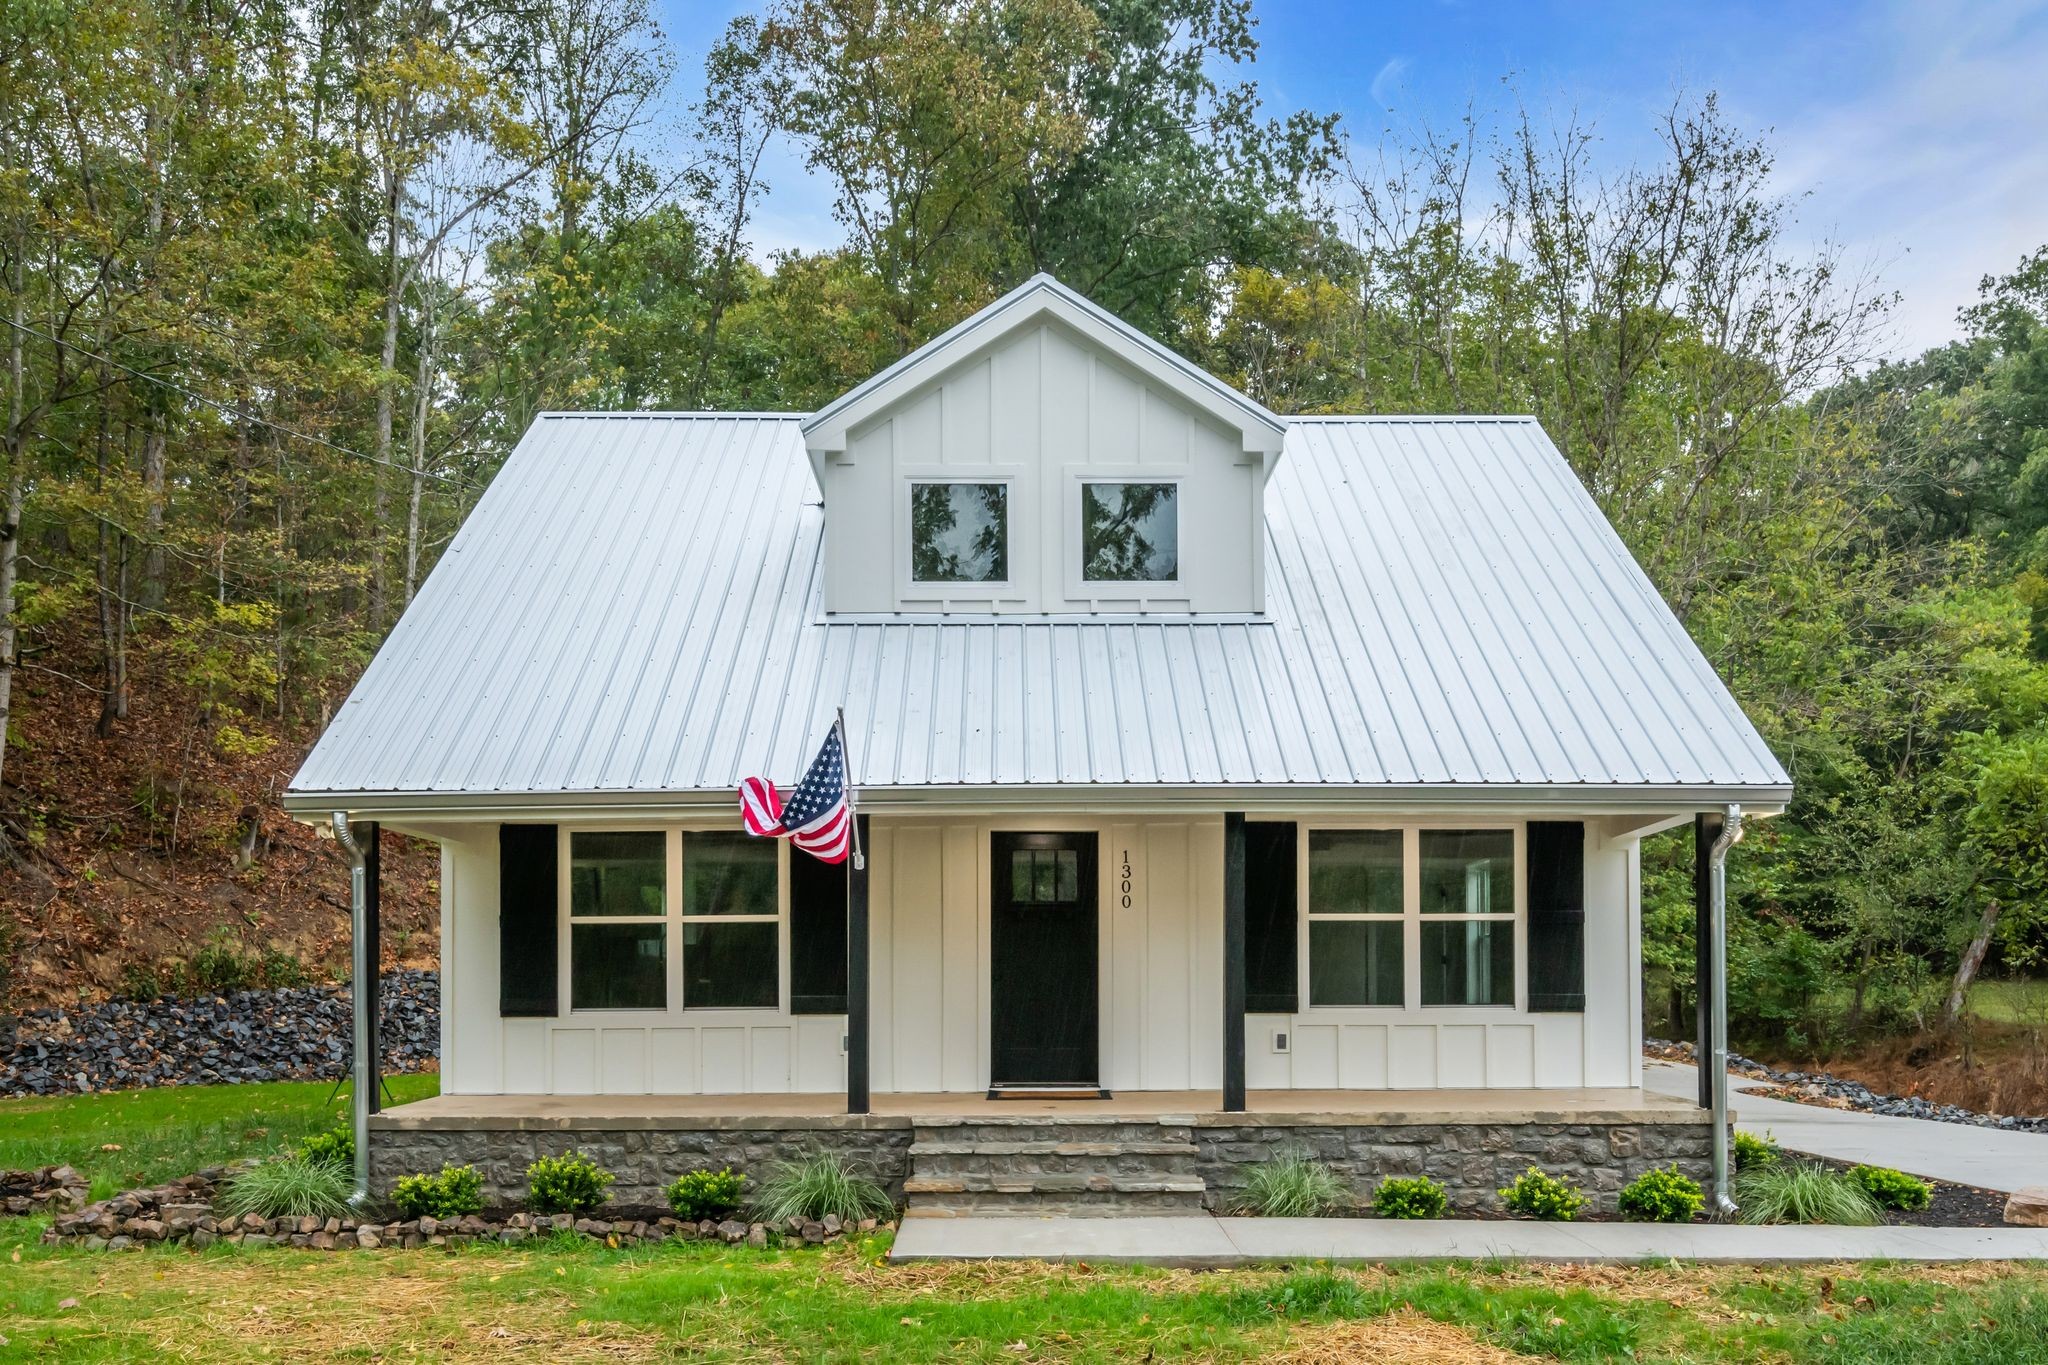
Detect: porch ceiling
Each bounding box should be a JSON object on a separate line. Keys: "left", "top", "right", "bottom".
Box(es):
{"left": 370, "top": 1088, "right": 1708, "bottom": 1132}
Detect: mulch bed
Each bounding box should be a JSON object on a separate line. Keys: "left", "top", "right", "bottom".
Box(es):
{"left": 1790, "top": 1153, "right": 2012, "bottom": 1230}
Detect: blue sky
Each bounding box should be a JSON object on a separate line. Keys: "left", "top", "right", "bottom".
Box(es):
{"left": 665, "top": 0, "right": 2048, "bottom": 357}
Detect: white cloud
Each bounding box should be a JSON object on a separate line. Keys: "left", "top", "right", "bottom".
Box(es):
{"left": 1369, "top": 57, "right": 1411, "bottom": 110}
{"left": 1759, "top": 0, "right": 2048, "bottom": 354}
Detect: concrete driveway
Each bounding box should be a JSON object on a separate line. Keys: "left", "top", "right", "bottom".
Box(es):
{"left": 1645, "top": 1061, "right": 2048, "bottom": 1193}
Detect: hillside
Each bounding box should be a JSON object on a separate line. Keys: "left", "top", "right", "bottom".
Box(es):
{"left": 0, "top": 632, "right": 438, "bottom": 1010}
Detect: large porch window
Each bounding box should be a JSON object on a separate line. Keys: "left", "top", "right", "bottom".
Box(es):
{"left": 564, "top": 829, "right": 784, "bottom": 1013}
{"left": 1303, "top": 824, "right": 1522, "bottom": 1011}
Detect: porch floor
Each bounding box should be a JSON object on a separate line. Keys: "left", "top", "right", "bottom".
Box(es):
{"left": 372, "top": 1086, "right": 1707, "bottom": 1131}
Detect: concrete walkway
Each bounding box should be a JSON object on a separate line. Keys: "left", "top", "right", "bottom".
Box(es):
{"left": 891, "top": 1214, "right": 2048, "bottom": 1265}
{"left": 1646, "top": 1061, "right": 2048, "bottom": 1193}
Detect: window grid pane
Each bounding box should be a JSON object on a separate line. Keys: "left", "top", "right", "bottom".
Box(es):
{"left": 683, "top": 921, "right": 778, "bottom": 1008}
{"left": 1308, "top": 829, "right": 1403, "bottom": 916}
{"left": 1421, "top": 918, "right": 1514, "bottom": 1007}
{"left": 682, "top": 832, "right": 778, "bottom": 918}
{"left": 1309, "top": 920, "right": 1404, "bottom": 1007}
{"left": 1082, "top": 482, "right": 1178, "bottom": 582}
{"left": 569, "top": 831, "right": 666, "bottom": 919}
{"left": 911, "top": 482, "right": 1007, "bottom": 583}
{"left": 570, "top": 922, "right": 666, "bottom": 1010}
{"left": 1419, "top": 830, "right": 1513, "bottom": 917}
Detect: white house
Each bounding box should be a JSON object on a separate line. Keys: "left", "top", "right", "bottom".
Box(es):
{"left": 286, "top": 276, "right": 1783, "bottom": 1215}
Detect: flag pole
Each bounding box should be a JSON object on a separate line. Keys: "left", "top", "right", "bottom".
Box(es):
{"left": 836, "top": 706, "right": 864, "bottom": 871}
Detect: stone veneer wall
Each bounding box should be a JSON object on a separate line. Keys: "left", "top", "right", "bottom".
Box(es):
{"left": 369, "top": 1120, "right": 916, "bottom": 1208}
{"left": 1194, "top": 1117, "right": 1715, "bottom": 1215}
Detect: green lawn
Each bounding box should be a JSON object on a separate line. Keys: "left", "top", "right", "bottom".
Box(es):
{"left": 3, "top": 1078, "right": 2047, "bottom": 1360}
{"left": 0, "top": 1074, "right": 439, "bottom": 1199}
{"left": 1967, "top": 979, "right": 2048, "bottom": 1026}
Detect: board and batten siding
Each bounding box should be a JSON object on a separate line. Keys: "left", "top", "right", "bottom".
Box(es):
{"left": 821, "top": 319, "right": 1263, "bottom": 615}
{"left": 435, "top": 814, "right": 1640, "bottom": 1096}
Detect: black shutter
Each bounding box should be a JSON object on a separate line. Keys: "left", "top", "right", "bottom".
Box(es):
{"left": 499, "top": 824, "right": 559, "bottom": 1016}
{"left": 1526, "top": 820, "right": 1585, "bottom": 1012}
{"left": 1243, "top": 821, "right": 1299, "bottom": 1013}
{"left": 789, "top": 845, "right": 849, "bottom": 1014}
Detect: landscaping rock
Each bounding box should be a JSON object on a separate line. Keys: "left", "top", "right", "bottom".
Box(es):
{"left": 0, "top": 970, "right": 439, "bottom": 1098}
{"left": 1645, "top": 1039, "right": 2048, "bottom": 1134}
{"left": 2004, "top": 1187, "right": 2048, "bottom": 1227}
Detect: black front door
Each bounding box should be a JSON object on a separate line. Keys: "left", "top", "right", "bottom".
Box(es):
{"left": 990, "top": 832, "right": 1099, "bottom": 1086}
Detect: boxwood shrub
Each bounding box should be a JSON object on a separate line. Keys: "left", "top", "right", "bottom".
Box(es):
{"left": 667, "top": 1167, "right": 748, "bottom": 1222}
{"left": 1372, "top": 1175, "right": 1448, "bottom": 1220}
{"left": 393, "top": 1164, "right": 486, "bottom": 1220}
{"left": 526, "top": 1150, "right": 615, "bottom": 1215}
{"left": 1497, "top": 1166, "right": 1585, "bottom": 1221}
{"left": 1848, "top": 1164, "right": 1934, "bottom": 1212}
{"left": 1617, "top": 1164, "right": 1705, "bottom": 1223}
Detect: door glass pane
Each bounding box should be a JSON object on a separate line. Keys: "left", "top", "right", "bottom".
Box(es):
{"left": 570, "top": 831, "right": 666, "bottom": 918}
{"left": 911, "top": 482, "right": 1008, "bottom": 582}
{"left": 1309, "top": 920, "right": 1404, "bottom": 1007}
{"left": 1419, "top": 830, "right": 1512, "bottom": 915}
{"left": 1056, "top": 849, "right": 1078, "bottom": 901}
{"left": 683, "top": 832, "right": 777, "bottom": 916}
{"left": 1034, "top": 851, "right": 1058, "bottom": 901}
{"left": 1421, "top": 919, "right": 1515, "bottom": 1006}
{"left": 570, "top": 922, "right": 666, "bottom": 1009}
{"left": 1308, "top": 829, "right": 1403, "bottom": 914}
{"left": 1082, "top": 482, "right": 1178, "bottom": 581}
{"left": 1011, "top": 850, "right": 1034, "bottom": 902}
{"left": 683, "top": 922, "right": 778, "bottom": 1008}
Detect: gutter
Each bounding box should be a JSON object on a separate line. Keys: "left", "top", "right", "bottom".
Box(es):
{"left": 331, "top": 812, "right": 372, "bottom": 1207}
{"left": 1707, "top": 803, "right": 1745, "bottom": 1217}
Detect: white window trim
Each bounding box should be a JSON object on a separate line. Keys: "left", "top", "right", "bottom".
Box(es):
{"left": 1297, "top": 821, "right": 1527, "bottom": 1015}
{"left": 558, "top": 827, "right": 789, "bottom": 1020}
{"left": 1062, "top": 465, "right": 1189, "bottom": 606}
{"left": 898, "top": 470, "right": 1020, "bottom": 602}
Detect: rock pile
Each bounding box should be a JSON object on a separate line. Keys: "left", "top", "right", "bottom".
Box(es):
{"left": 43, "top": 1164, "right": 881, "bottom": 1252}
{"left": 1, "top": 1165, "right": 90, "bottom": 1217}
{"left": 1644, "top": 1039, "right": 2048, "bottom": 1134}
{"left": 1, "top": 970, "right": 439, "bottom": 1097}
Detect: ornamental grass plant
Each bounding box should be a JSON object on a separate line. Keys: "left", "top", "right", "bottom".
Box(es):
{"left": 1735, "top": 1162, "right": 1884, "bottom": 1226}
{"left": 750, "top": 1151, "right": 893, "bottom": 1224}
{"left": 221, "top": 1156, "right": 353, "bottom": 1221}
{"left": 1231, "top": 1149, "right": 1350, "bottom": 1217}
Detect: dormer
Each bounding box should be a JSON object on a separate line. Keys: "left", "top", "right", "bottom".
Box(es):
{"left": 803, "top": 275, "right": 1287, "bottom": 617}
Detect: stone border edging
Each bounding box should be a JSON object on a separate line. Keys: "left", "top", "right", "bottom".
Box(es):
{"left": 2, "top": 1165, "right": 90, "bottom": 1217}
{"left": 40, "top": 1163, "right": 884, "bottom": 1253}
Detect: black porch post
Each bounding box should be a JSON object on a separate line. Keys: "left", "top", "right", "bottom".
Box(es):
{"left": 1693, "top": 811, "right": 1722, "bottom": 1110}
{"left": 846, "top": 814, "right": 871, "bottom": 1115}
{"left": 1223, "top": 811, "right": 1247, "bottom": 1113}
{"left": 363, "top": 820, "right": 382, "bottom": 1115}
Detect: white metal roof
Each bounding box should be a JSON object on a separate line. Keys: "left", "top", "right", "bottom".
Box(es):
{"left": 286, "top": 411, "right": 1789, "bottom": 814}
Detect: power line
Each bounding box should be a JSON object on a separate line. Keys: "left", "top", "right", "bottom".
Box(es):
{"left": 0, "top": 315, "right": 479, "bottom": 489}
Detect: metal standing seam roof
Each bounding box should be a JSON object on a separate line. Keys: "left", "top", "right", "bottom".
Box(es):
{"left": 284, "top": 411, "right": 1790, "bottom": 809}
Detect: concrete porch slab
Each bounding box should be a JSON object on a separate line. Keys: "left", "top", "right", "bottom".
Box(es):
{"left": 889, "top": 1214, "right": 2048, "bottom": 1266}
{"left": 371, "top": 1086, "right": 1704, "bottom": 1131}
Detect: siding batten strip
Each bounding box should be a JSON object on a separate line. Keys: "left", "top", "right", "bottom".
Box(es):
{"left": 847, "top": 814, "right": 872, "bottom": 1114}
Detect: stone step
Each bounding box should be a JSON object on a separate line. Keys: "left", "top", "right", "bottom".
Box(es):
{"left": 909, "top": 1147, "right": 1200, "bottom": 1179}
{"left": 909, "top": 1140, "right": 1197, "bottom": 1158}
{"left": 905, "top": 1173, "right": 1207, "bottom": 1195}
{"left": 911, "top": 1119, "right": 1195, "bottom": 1147}
{"left": 903, "top": 1191, "right": 1211, "bottom": 1217}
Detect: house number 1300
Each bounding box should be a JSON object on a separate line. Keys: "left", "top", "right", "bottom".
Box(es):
{"left": 1119, "top": 850, "right": 1133, "bottom": 909}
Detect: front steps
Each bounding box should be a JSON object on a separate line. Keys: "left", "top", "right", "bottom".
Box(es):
{"left": 903, "top": 1117, "right": 1209, "bottom": 1217}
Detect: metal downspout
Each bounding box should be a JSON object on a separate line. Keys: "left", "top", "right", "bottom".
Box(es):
{"left": 332, "top": 812, "right": 371, "bottom": 1207}
{"left": 1708, "top": 803, "right": 1745, "bottom": 1217}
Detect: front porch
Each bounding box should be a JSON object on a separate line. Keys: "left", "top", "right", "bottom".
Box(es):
{"left": 368, "top": 1086, "right": 1713, "bottom": 1217}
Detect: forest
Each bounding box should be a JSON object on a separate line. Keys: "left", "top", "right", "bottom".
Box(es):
{"left": 1, "top": 0, "right": 2043, "bottom": 1099}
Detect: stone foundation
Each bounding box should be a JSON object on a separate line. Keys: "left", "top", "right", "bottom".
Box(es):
{"left": 372, "top": 1104, "right": 1714, "bottom": 1217}
{"left": 1194, "top": 1114, "right": 1715, "bottom": 1215}
{"left": 369, "top": 1117, "right": 916, "bottom": 1208}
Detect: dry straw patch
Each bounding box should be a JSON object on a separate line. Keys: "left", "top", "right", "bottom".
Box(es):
{"left": 1272, "top": 1309, "right": 1532, "bottom": 1364}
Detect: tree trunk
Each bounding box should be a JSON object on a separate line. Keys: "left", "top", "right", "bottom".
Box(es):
{"left": 1945, "top": 899, "right": 2003, "bottom": 1028}
{"left": 404, "top": 280, "right": 434, "bottom": 604}
{"left": 0, "top": 228, "right": 23, "bottom": 816}
{"left": 371, "top": 166, "right": 402, "bottom": 631}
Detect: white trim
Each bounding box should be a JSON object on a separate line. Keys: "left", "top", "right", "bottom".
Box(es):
{"left": 802, "top": 275, "right": 1286, "bottom": 471}
{"left": 897, "top": 470, "right": 1023, "bottom": 606}
{"left": 1063, "top": 468, "right": 1189, "bottom": 607}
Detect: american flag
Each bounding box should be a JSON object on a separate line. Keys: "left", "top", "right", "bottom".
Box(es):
{"left": 739, "top": 721, "right": 853, "bottom": 864}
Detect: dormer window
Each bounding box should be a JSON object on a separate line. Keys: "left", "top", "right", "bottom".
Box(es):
{"left": 910, "top": 482, "right": 1009, "bottom": 583}
{"left": 1082, "top": 481, "right": 1178, "bottom": 582}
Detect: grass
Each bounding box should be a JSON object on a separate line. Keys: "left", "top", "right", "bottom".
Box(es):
{"left": 750, "top": 1150, "right": 894, "bottom": 1224}
{"left": 219, "top": 1157, "right": 355, "bottom": 1221}
{"left": 2, "top": 1232, "right": 2047, "bottom": 1362}
{"left": 1232, "top": 1149, "right": 1351, "bottom": 1217}
{"left": 5, "top": 1080, "right": 2048, "bottom": 1360}
{"left": 0, "top": 1074, "right": 439, "bottom": 1199}
{"left": 1966, "top": 978, "right": 2048, "bottom": 1026}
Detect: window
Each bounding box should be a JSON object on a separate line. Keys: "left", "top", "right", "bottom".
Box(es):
{"left": 1306, "top": 829, "right": 1404, "bottom": 1007}
{"left": 569, "top": 831, "right": 667, "bottom": 1010}
{"left": 1010, "top": 846, "right": 1080, "bottom": 904}
{"left": 1419, "top": 830, "right": 1515, "bottom": 1007}
{"left": 910, "top": 482, "right": 1007, "bottom": 582}
{"left": 1081, "top": 482, "right": 1177, "bottom": 582}
{"left": 681, "top": 832, "right": 779, "bottom": 1008}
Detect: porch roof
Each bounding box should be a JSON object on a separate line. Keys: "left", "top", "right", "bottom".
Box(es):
{"left": 288, "top": 413, "right": 1789, "bottom": 815}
